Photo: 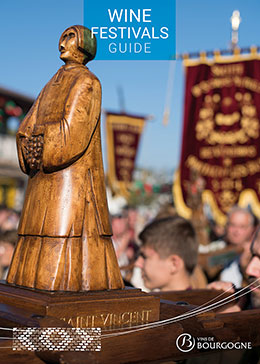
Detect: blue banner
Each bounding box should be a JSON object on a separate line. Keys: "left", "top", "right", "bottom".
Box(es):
{"left": 84, "top": 0, "right": 176, "bottom": 60}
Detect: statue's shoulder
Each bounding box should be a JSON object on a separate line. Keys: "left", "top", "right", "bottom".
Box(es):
{"left": 77, "top": 66, "right": 101, "bottom": 90}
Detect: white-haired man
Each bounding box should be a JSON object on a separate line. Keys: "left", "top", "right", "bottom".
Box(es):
{"left": 220, "top": 207, "right": 256, "bottom": 287}
{"left": 209, "top": 225, "right": 260, "bottom": 310}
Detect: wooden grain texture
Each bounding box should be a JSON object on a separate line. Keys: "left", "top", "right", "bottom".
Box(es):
{"left": 0, "top": 340, "right": 45, "bottom": 364}
{"left": 0, "top": 283, "right": 160, "bottom": 328}
{"left": 6, "top": 25, "right": 124, "bottom": 292}
{"left": 149, "top": 288, "right": 232, "bottom": 308}
{"left": 0, "top": 291, "right": 260, "bottom": 363}
{"left": 37, "top": 302, "right": 260, "bottom": 364}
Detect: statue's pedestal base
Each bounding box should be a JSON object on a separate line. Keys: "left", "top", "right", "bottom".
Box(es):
{"left": 0, "top": 282, "right": 159, "bottom": 328}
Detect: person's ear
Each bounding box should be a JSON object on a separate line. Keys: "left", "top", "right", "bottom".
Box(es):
{"left": 168, "top": 254, "right": 184, "bottom": 273}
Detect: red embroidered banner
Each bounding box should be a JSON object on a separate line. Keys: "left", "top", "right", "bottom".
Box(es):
{"left": 105, "top": 112, "right": 145, "bottom": 196}
{"left": 174, "top": 55, "right": 260, "bottom": 224}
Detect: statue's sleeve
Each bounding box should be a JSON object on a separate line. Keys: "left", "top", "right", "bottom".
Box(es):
{"left": 41, "top": 74, "right": 101, "bottom": 172}
{"left": 16, "top": 93, "right": 42, "bottom": 175}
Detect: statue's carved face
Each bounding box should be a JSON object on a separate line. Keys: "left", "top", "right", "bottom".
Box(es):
{"left": 59, "top": 29, "right": 85, "bottom": 64}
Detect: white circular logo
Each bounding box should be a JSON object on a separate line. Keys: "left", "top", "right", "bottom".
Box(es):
{"left": 176, "top": 333, "right": 195, "bottom": 353}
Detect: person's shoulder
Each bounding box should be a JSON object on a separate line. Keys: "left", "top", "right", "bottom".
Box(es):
{"left": 222, "top": 259, "right": 239, "bottom": 272}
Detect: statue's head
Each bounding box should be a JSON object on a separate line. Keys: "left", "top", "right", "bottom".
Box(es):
{"left": 59, "top": 25, "right": 97, "bottom": 65}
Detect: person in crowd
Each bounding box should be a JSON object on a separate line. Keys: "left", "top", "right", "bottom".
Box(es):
{"left": 210, "top": 224, "right": 260, "bottom": 310}
{"left": 112, "top": 210, "right": 131, "bottom": 270}
{"left": 0, "top": 208, "right": 19, "bottom": 232}
{"left": 219, "top": 207, "right": 256, "bottom": 287}
{"left": 224, "top": 206, "right": 256, "bottom": 247}
{"left": 134, "top": 216, "right": 199, "bottom": 291}
{"left": 0, "top": 207, "right": 9, "bottom": 229}
{"left": 209, "top": 219, "right": 225, "bottom": 242}
{"left": 0, "top": 230, "right": 17, "bottom": 280}
{"left": 111, "top": 208, "right": 138, "bottom": 282}
{"left": 185, "top": 226, "right": 260, "bottom": 364}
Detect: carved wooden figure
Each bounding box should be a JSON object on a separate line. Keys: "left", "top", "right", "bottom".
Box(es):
{"left": 7, "top": 25, "right": 124, "bottom": 291}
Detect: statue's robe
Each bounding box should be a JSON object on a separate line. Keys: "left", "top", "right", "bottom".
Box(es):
{"left": 7, "top": 63, "right": 124, "bottom": 291}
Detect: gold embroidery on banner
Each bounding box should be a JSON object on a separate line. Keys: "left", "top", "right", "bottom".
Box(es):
{"left": 115, "top": 146, "right": 136, "bottom": 157}
{"left": 191, "top": 76, "right": 260, "bottom": 97}
{"left": 195, "top": 91, "right": 259, "bottom": 145}
{"left": 174, "top": 173, "right": 260, "bottom": 227}
{"left": 223, "top": 158, "right": 232, "bottom": 167}
{"left": 186, "top": 155, "right": 260, "bottom": 179}
{"left": 105, "top": 113, "right": 145, "bottom": 197}
{"left": 175, "top": 57, "right": 260, "bottom": 225}
{"left": 117, "top": 158, "right": 134, "bottom": 168}
{"left": 112, "top": 123, "right": 141, "bottom": 133}
{"left": 118, "top": 168, "right": 131, "bottom": 180}
{"left": 116, "top": 133, "right": 135, "bottom": 145}
{"left": 186, "top": 156, "right": 230, "bottom": 178}
{"left": 211, "top": 178, "right": 242, "bottom": 192}
{"left": 215, "top": 110, "right": 240, "bottom": 125}
{"left": 223, "top": 179, "right": 236, "bottom": 190}
{"left": 211, "top": 63, "right": 244, "bottom": 77}
{"left": 217, "top": 190, "right": 239, "bottom": 212}
{"left": 174, "top": 170, "right": 260, "bottom": 225}
{"left": 200, "top": 145, "right": 256, "bottom": 159}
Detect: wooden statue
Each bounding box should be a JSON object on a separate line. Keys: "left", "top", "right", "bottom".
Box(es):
{"left": 7, "top": 25, "right": 124, "bottom": 291}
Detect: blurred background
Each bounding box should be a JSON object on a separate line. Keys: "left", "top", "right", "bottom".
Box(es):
{"left": 1, "top": 0, "right": 260, "bottom": 289}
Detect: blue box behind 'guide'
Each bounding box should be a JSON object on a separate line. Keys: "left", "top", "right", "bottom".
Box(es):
{"left": 84, "top": 0, "right": 176, "bottom": 60}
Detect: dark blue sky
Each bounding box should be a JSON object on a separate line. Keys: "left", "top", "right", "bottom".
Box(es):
{"left": 1, "top": 0, "right": 260, "bottom": 172}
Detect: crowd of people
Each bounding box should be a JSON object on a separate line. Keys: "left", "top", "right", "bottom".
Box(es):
{"left": 0, "top": 207, "right": 19, "bottom": 280}
{"left": 0, "top": 199, "right": 260, "bottom": 361}
{"left": 109, "top": 203, "right": 260, "bottom": 314}
{"left": 0, "top": 201, "right": 259, "bottom": 314}
{"left": 110, "top": 202, "right": 260, "bottom": 362}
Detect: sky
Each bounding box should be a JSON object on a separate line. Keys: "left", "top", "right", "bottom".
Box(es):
{"left": 1, "top": 0, "right": 260, "bottom": 175}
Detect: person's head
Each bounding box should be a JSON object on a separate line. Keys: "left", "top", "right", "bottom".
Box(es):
{"left": 246, "top": 227, "right": 260, "bottom": 308}
{"left": 226, "top": 207, "right": 255, "bottom": 246}
{"left": 59, "top": 25, "right": 96, "bottom": 65}
{"left": 135, "top": 217, "right": 198, "bottom": 291}
{"left": 127, "top": 208, "right": 138, "bottom": 229}
{"left": 111, "top": 211, "right": 128, "bottom": 238}
{"left": 0, "top": 230, "right": 16, "bottom": 268}
{"left": 0, "top": 208, "right": 19, "bottom": 231}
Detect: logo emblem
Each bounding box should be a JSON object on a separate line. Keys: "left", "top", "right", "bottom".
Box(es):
{"left": 176, "top": 333, "right": 195, "bottom": 353}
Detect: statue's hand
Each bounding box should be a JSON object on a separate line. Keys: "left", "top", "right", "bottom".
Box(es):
{"left": 33, "top": 124, "right": 45, "bottom": 135}
{"left": 24, "top": 135, "right": 44, "bottom": 170}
